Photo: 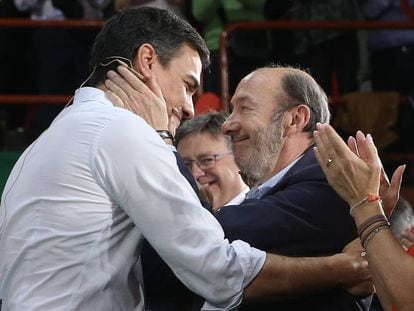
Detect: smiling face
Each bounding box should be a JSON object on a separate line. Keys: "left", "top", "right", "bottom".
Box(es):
{"left": 177, "top": 131, "right": 247, "bottom": 210}
{"left": 221, "top": 69, "right": 286, "bottom": 182}
{"left": 151, "top": 44, "right": 202, "bottom": 134}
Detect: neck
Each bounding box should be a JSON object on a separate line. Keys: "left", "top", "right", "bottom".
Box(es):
{"left": 96, "top": 83, "right": 107, "bottom": 92}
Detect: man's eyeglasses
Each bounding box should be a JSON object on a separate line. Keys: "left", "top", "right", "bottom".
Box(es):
{"left": 184, "top": 152, "right": 233, "bottom": 170}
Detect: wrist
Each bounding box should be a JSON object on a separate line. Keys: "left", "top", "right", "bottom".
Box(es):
{"left": 156, "top": 129, "right": 174, "bottom": 145}
{"left": 349, "top": 193, "right": 381, "bottom": 217}
{"left": 353, "top": 201, "right": 384, "bottom": 222}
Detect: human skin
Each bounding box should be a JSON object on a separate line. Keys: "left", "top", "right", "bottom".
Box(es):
{"left": 313, "top": 123, "right": 412, "bottom": 310}
{"left": 103, "top": 52, "right": 374, "bottom": 300}
{"left": 177, "top": 132, "right": 248, "bottom": 211}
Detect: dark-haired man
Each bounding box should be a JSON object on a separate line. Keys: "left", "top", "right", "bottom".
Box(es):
{"left": 0, "top": 8, "right": 372, "bottom": 311}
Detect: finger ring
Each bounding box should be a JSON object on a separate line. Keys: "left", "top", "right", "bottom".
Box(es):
{"left": 360, "top": 251, "right": 367, "bottom": 257}
{"left": 326, "top": 158, "right": 333, "bottom": 168}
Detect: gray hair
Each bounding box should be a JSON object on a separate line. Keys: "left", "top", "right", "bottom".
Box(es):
{"left": 266, "top": 65, "right": 331, "bottom": 132}
{"left": 175, "top": 112, "right": 231, "bottom": 149}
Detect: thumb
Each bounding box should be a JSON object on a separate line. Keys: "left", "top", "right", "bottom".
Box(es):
{"left": 385, "top": 165, "right": 406, "bottom": 217}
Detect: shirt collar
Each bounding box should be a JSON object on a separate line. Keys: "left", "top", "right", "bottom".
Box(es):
{"left": 73, "top": 87, "right": 113, "bottom": 107}
{"left": 245, "top": 155, "right": 303, "bottom": 200}
{"left": 225, "top": 187, "right": 250, "bottom": 206}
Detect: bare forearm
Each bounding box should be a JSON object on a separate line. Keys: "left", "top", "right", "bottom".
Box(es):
{"left": 354, "top": 202, "right": 414, "bottom": 307}
{"left": 244, "top": 253, "right": 350, "bottom": 301}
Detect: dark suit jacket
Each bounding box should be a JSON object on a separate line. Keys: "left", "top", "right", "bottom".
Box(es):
{"left": 143, "top": 149, "right": 370, "bottom": 310}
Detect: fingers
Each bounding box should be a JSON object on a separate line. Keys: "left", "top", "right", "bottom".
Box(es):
{"left": 105, "top": 66, "right": 151, "bottom": 106}
{"left": 380, "top": 166, "right": 391, "bottom": 187}
{"left": 347, "top": 136, "right": 359, "bottom": 156}
{"left": 356, "top": 133, "right": 381, "bottom": 170}
{"left": 313, "top": 123, "right": 352, "bottom": 167}
{"left": 106, "top": 90, "right": 125, "bottom": 108}
{"left": 105, "top": 70, "right": 132, "bottom": 106}
{"left": 116, "top": 66, "right": 147, "bottom": 93}
{"left": 390, "top": 165, "right": 405, "bottom": 193}
{"left": 385, "top": 165, "right": 406, "bottom": 217}
{"left": 313, "top": 123, "right": 330, "bottom": 167}
{"left": 111, "top": 66, "right": 167, "bottom": 112}
{"left": 355, "top": 131, "right": 367, "bottom": 161}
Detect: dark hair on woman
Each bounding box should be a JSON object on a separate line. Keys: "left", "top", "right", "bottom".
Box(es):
{"left": 88, "top": 7, "right": 209, "bottom": 86}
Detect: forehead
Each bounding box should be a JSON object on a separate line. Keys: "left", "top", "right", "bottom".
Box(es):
{"left": 167, "top": 44, "right": 202, "bottom": 78}
{"left": 231, "top": 69, "right": 284, "bottom": 109}
{"left": 178, "top": 132, "right": 229, "bottom": 153}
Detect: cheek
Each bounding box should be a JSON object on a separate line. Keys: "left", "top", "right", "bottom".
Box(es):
{"left": 165, "top": 85, "right": 185, "bottom": 105}
{"left": 216, "top": 168, "right": 235, "bottom": 185}
{"left": 158, "top": 79, "right": 177, "bottom": 105}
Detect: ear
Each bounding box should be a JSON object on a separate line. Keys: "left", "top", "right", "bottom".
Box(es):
{"left": 283, "top": 104, "right": 311, "bottom": 137}
{"left": 132, "top": 43, "right": 157, "bottom": 80}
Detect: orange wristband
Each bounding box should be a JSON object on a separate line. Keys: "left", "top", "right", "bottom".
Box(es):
{"left": 350, "top": 193, "right": 381, "bottom": 217}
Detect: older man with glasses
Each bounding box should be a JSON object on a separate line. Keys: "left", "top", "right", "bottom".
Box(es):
{"left": 175, "top": 112, "right": 249, "bottom": 211}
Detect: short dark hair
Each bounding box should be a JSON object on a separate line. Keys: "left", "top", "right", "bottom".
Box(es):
{"left": 88, "top": 7, "right": 210, "bottom": 86}
{"left": 175, "top": 112, "right": 230, "bottom": 149}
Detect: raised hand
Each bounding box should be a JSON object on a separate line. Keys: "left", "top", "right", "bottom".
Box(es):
{"left": 105, "top": 65, "right": 169, "bottom": 131}
{"left": 378, "top": 165, "right": 405, "bottom": 218}
{"left": 346, "top": 133, "right": 405, "bottom": 217}
{"left": 313, "top": 123, "right": 381, "bottom": 207}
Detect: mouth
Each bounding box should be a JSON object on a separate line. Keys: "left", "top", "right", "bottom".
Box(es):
{"left": 231, "top": 134, "right": 249, "bottom": 144}
{"left": 198, "top": 176, "right": 217, "bottom": 187}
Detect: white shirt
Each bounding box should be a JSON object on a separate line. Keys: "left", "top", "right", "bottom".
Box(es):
{"left": 225, "top": 187, "right": 250, "bottom": 206}
{"left": 0, "top": 87, "right": 265, "bottom": 311}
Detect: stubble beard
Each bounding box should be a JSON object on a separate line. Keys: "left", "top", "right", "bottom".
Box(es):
{"left": 235, "top": 121, "right": 283, "bottom": 183}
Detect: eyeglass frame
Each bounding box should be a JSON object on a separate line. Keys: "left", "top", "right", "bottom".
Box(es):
{"left": 183, "top": 152, "right": 233, "bottom": 171}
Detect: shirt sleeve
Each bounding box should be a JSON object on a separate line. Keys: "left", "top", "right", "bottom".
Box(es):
{"left": 92, "top": 114, "right": 265, "bottom": 309}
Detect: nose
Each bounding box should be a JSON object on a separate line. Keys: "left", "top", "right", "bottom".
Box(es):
{"left": 182, "top": 97, "right": 195, "bottom": 120}
{"left": 221, "top": 114, "right": 239, "bottom": 135}
{"left": 191, "top": 162, "right": 205, "bottom": 180}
